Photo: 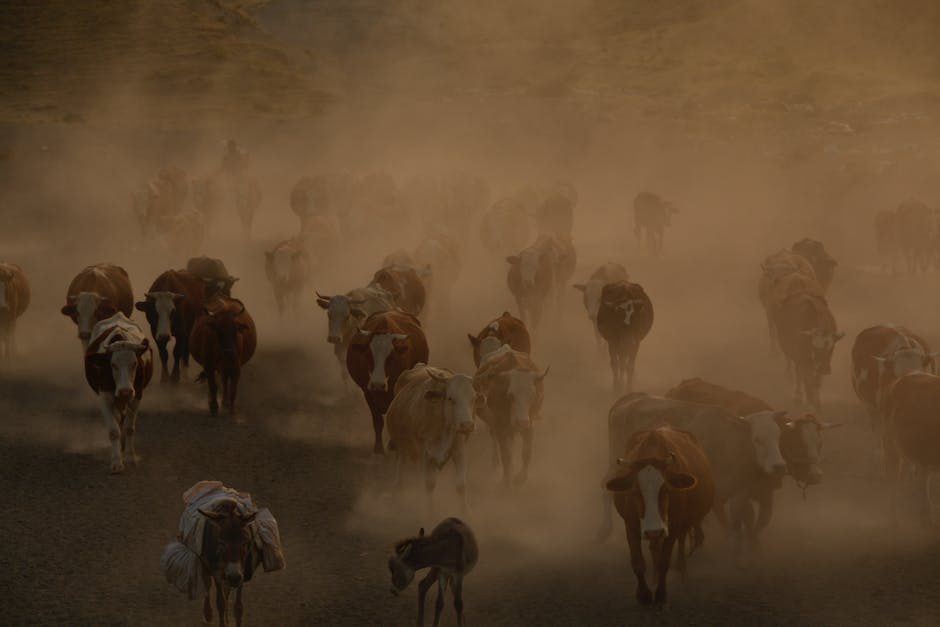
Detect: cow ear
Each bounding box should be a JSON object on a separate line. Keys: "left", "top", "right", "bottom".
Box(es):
{"left": 134, "top": 301, "right": 148, "bottom": 312}
{"left": 605, "top": 473, "right": 636, "bottom": 493}
{"left": 572, "top": 283, "right": 586, "bottom": 292}
{"left": 506, "top": 255, "right": 520, "bottom": 265}
{"left": 665, "top": 471, "right": 697, "bottom": 491}
{"left": 61, "top": 304, "right": 75, "bottom": 316}
{"left": 468, "top": 334, "right": 480, "bottom": 347}
{"left": 350, "top": 308, "right": 366, "bottom": 319}
{"left": 316, "top": 298, "right": 330, "bottom": 310}
{"left": 424, "top": 390, "right": 444, "bottom": 402}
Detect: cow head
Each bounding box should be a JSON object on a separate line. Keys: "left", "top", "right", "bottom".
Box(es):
{"left": 476, "top": 336, "right": 504, "bottom": 362}
{"left": 316, "top": 292, "right": 366, "bottom": 343}
{"left": 425, "top": 371, "right": 476, "bottom": 434}
{"left": 735, "top": 410, "right": 789, "bottom": 477}
{"left": 203, "top": 305, "right": 249, "bottom": 367}
{"left": 573, "top": 280, "right": 603, "bottom": 321}
{"left": 105, "top": 339, "right": 149, "bottom": 405}
{"left": 388, "top": 528, "right": 425, "bottom": 593}
{"left": 507, "top": 248, "right": 542, "bottom": 287}
{"left": 502, "top": 366, "right": 549, "bottom": 429}
{"left": 605, "top": 455, "right": 697, "bottom": 541}
{"left": 198, "top": 502, "right": 257, "bottom": 588}
{"left": 266, "top": 247, "right": 303, "bottom": 284}
{"left": 874, "top": 348, "right": 938, "bottom": 380}
{"left": 135, "top": 291, "right": 184, "bottom": 342}
{"left": 801, "top": 329, "right": 844, "bottom": 375}
{"left": 61, "top": 292, "right": 115, "bottom": 342}
{"left": 358, "top": 330, "right": 409, "bottom": 391}
{"left": 781, "top": 414, "right": 842, "bottom": 486}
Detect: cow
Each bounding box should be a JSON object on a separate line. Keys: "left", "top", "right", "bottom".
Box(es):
{"left": 264, "top": 238, "right": 311, "bottom": 315}
{"left": 665, "top": 378, "right": 841, "bottom": 489}
{"left": 774, "top": 291, "right": 843, "bottom": 410}
{"left": 874, "top": 209, "right": 898, "bottom": 273}
{"left": 506, "top": 234, "right": 576, "bottom": 329}
{"left": 881, "top": 372, "right": 940, "bottom": 524}
{"left": 757, "top": 249, "right": 819, "bottom": 352}
{"left": 62, "top": 263, "right": 134, "bottom": 349}
{"left": 371, "top": 266, "right": 427, "bottom": 319}
{"left": 0, "top": 263, "right": 30, "bottom": 358}
{"left": 316, "top": 285, "right": 396, "bottom": 385}
{"left": 299, "top": 213, "right": 342, "bottom": 264}
{"left": 233, "top": 175, "right": 262, "bottom": 238}
{"left": 633, "top": 192, "right": 677, "bottom": 257}
{"left": 135, "top": 269, "right": 205, "bottom": 384}
{"left": 596, "top": 281, "right": 654, "bottom": 392}
{"left": 154, "top": 208, "right": 207, "bottom": 256}
{"left": 598, "top": 393, "right": 789, "bottom": 554}
{"left": 573, "top": 262, "right": 630, "bottom": 346}
{"left": 83, "top": 313, "right": 153, "bottom": 473}
{"left": 605, "top": 426, "right": 714, "bottom": 606}
{"left": 534, "top": 190, "right": 574, "bottom": 237}
{"left": 894, "top": 198, "right": 934, "bottom": 273}
{"left": 191, "top": 175, "right": 223, "bottom": 231}
{"left": 467, "top": 311, "right": 531, "bottom": 368}
{"left": 388, "top": 518, "right": 478, "bottom": 627}
{"left": 472, "top": 348, "right": 548, "bottom": 486}
{"left": 791, "top": 238, "right": 837, "bottom": 292}
{"left": 187, "top": 256, "right": 239, "bottom": 299}
{"left": 346, "top": 310, "right": 429, "bottom": 454}
{"left": 133, "top": 166, "right": 189, "bottom": 236}
{"left": 415, "top": 232, "right": 461, "bottom": 317}
{"left": 386, "top": 365, "right": 478, "bottom": 510}
{"left": 190, "top": 297, "right": 257, "bottom": 417}
{"left": 479, "top": 198, "right": 532, "bottom": 260}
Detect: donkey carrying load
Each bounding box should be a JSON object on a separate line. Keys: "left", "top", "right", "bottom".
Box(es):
{"left": 161, "top": 481, "right": 285, "bottom": 627}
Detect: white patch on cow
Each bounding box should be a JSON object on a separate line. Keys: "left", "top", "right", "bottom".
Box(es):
{"left": 478, "top": 337, "right": 504, "bottom": 361}
{"left": 445, "top": 374, "right": 476, "bottom": 434}
{"left": 368, "top": 333, "right": 408, "bottom": 390}
{"left": 618, "top": 300, "right": 640, "bottom": 325}
{"left": 505, "top": 369, "right": 538, "bottom": 428}
{"left": 746, "top": 411, "right": 787, "bottom": 475}
{"left": 149, "top": 292, "right": 177, "bottom": 340}
{"left": 637, "top": 465, "right": 667, "bottom": 536}
{"left": 74, "top": 292, "right": 105, "bottom": 338}
{"left": 325, "top": 296, "right": 352, "bottom": 342}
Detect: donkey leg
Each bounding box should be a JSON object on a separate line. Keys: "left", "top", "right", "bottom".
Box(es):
{"left": 234, "top": 585, "right": 244, "bottom": 627}
{"left": 432, "top": 573, "right": 448, "bottom": 627}
{"left": 515, "top": 427, "right": 533, "bottom": 486}
{"left": 215, "top": 578, "right": 227, "bottom": 627}
{"left": 416, "top": 567, "right": 438, "bottom": 627}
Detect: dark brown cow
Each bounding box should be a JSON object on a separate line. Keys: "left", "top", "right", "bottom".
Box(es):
{"left": 84, "top": 313, "right": 153, "bottom": 473}
{"left": 774, "top": 291, "right": 843, "bottom": 411}
{"left": 0, "top": 262, "right": 30, "bottom": 358}
{"left": 190, "top": 297, "right": 257, "bottom": 417}
{"left": 346, "top": 310, "right": 429, "bottom": 454}
{"left": 633, "top": 191, "right": 677, "bottom": 257}
{"left": 467, "top": 311, "right": 532, "bottom": 367}
{"left": 371, "top": 266, "right": 426, "bottom": 319}
{"left": 605, "top": 426, "right": 714, "bottom": 606}
{"left": 187, "top": 256, "right": 239, "bottom": 300}
{"left": 596, "top": 281, "right": 654, "bottom": 392}
{"left": 135, "top": 269, "right": 205, "bottom": 384}
{"left": 791, "top": 238, "right": 837, "bottom": 292}
{"left": 61, "top": 263, "right": 134, "bottom": 348}
{"left": 573, "top": 262, "right": 630, "bottom": 346}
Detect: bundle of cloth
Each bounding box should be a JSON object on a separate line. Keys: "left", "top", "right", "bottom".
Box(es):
{"left": 160, "top": 480, "right": 285, "bottom": 599}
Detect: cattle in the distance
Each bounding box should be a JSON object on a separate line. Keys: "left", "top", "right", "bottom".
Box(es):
{"left": 414, "top": 232, "right": 461, "bottom": 317}
{"left": 633, "top": 191, "right": 677, "bottom": 257}
{"left": 187, "top": 256, "right": 239, "bottom": 300}
{"left": 316, "top": 285, "right": 396, "bottom": 385}
{"left": 191, "top": 175, "right": 223, "bottom": 233}
{"left": 506, "top": 234, "right": 576, "bottom": 329}
{"left": 62, "top": 263, "right": 135, "bottom": 349}
{"left": 371, "top": 265, "right": 427, "bottom": 319}
{"left": 234, "top": 175, "right": 262, "bottom": 238}
{"left": 472, "top": 347, "right": 548, "bottom": 486}
{"left": 791, "top": 238, "right": 837, "bottom": 292}
{"left": 596, "top": 281, "right": 654, "bottom": 392}
{"left": 757, "top": 249, "right": 818, "bottom": 352}
{"left": 346, "top": 310, "right": 429, "bottom": 454}
{"left": 599, "top": 393, "right": 789, "bottom": 554}
{"left": 190, "top": 297, "right": 257, "bottom": 417}
{"left": 604, "top": 426, "right": 714, "bottom": 606}
{"left": 0, "top": 263, "right": 30, "bottom": 358}
{"left": 534, "top": 187, "right": 575, "bottom": 237}
{"left": 83, "top": 313, "right": 153, "bottom": 474}
{"left": 132, "top": 166, "right": 189, "bottom": 237}
{"left": 893, "top": 198, "right": 934, "bottom": 273}
{"left": 264, "top": 238, "right": 311, "bottom": 315}
{"left": 573, "top": 262, "right": 630, "bottom": 346}
{"left": 346, "top": 171, "right": 408, "bottom": 240}
{"left": 135, "top": 269, "right": 205, "bottom": 384}
{"left": 467, "top": 311, "right": 531, "bottom": 368}
{"left": 479, "top": 197, "right": 532, "bottom": 261}
{"left": 299, "top": 214, "right": 342, "bottom": 265}
{"left": 161, "top": 481, "right": 285, "bottom": 627}
{"left": 386, "top": 365, "right": 478, "bottom": 510}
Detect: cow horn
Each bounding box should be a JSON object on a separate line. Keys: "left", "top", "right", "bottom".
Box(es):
{"left": 427, "top": 369, "right": 449, "bottom": 381}
{"left": 316, "top": 291, "right": 332, "bottom": 300}
{"left": 358, "top": 328, "right": 372, "bottom": 337}
{"left": 616, "top": 457, "right": 627, "bottom": 465}
{"left": 537, "top": 366, "right": 550, "bottom": 382}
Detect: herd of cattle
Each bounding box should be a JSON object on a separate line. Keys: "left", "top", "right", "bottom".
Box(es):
{"left": 3, "top": 172, "right": 940, "bottom": 624}
{"left": 875, "top": 197, "right": 940, "bottom": 273}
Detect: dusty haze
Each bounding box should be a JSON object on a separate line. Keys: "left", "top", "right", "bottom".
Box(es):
{"left": 1, "top": 1, "right": 940, "bottom": 625}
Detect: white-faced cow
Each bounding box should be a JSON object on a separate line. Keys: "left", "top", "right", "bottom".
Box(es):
{"left": 135, "top": 269, "right": 205, "bottom": 384}
{"left": 596, "top": 281, "right": 654, "bottom": 392}
{"left": 316, "top": 285, "right": 395, "bottom": 385}
{"left": 506, "top": 234, "right": 576, "bottom": 329}
{"left": 62, "top": 263, "right": 135, "bottom": 349}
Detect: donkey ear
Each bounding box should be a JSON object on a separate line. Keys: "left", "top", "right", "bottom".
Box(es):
{"left": 418, "top": 527, "right": 425, "bottom": 538}
{"left": 198, "top": 507, "right": 225, "bottom": 521}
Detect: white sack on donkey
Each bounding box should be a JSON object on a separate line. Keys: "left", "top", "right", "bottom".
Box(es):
{"left": 160, "top": 480, "right": 285, "bottom": 627}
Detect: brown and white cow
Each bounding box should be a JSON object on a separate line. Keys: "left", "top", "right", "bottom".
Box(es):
{"left": 62, "top": 263, "right": 135, "bottom": 349}
{"left": 190, "top": 297, "right": 257, "bottom": 417}
{"left": 596, "top": 281, "right": 654, "bottom": 393}
{"left": 386, "top": 365, "right": 479, "bottom": 510}
{"left": 467, "top": 311, "right": 532, "bottom": 368}
{"left": 774, "top": 291, "right": 843, "bottom": 410}
{"left": 0, "top": 262, "right": 30, "bottom": 358}
{"left": 472, "top": 348, "right": 548, "bottom": 486}
{"left": 479, "top": 198, "right": 532, "bottom": 260}
{"left": 506, "top": 234, "right": 576, "bottom": 329}
{"left": 264, "top": 238, "right": 311, "bottom": 315}
{"left": 573, "top": 262, "right": 630, "bottom": 346}
{"left": 316, "top": 285, "right": 396, "bottom": 385}
{"left": 371, "top": 266, "right": 427, "bottom": 319}
{"left": 135, "top": 269, "right": 205, "bottom": 384}
{"left": 84, "top": 313, "right": 153, "bottom": 473}
{"left": 346, "top": 310, "right": 429, "bottom": 454}
{"left": 633, "top": 192, "right": 677, "bottom": 257}
{"left": 605, "top": 426, "right": 714, "bottom": 606}
{"left": 791, "top": 238, "right": 837, "bottom": 292}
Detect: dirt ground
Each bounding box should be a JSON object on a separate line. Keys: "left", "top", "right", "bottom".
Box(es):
{"left": 3, "top": 2, "right": 940, "bottom": 626}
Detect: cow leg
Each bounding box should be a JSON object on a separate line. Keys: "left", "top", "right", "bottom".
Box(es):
{"left": 424, "top": 455, "right": 439, "bottom": 507}
{"left": 227, "top": 369, "right": 241, "bottom": 418}
{"left": 124, "top": 397, "right": 141, "bottom": 466}
{"left": 171, "top": 337, "right": 186, "bottom": 384}
{"left": 157, "top": 338, "right": 170, "bottom": 384}
{"left": 608, "top": 342, "right": 620, "bottom": 392}
{"left": 416, "top": 567, "right": 437, "bottom": 627}
{"left": 497, "top": 433, "right": 513, "bottom": 487}
{"left": 596, "top": 486, "right": 614, "bottom": 542}
{"left": 452, "top": 438, "right": 469, "bottom": 513}
{"left": 367, "top": 397, "right": 385, "bottom": 455}
{"left": 99, "top": 394, "right": 125, "bottom": 474}
{"left": 914, "top": 465, "right": 932, "bottom": 526}
{"left": 334, "top": 343, "right": 349, "bottom": 388}
{"left": 490, "top": 430, "right": 500, "bottom": 468}
{"left": 625, "top": 342, "right": 639, "bottom": 392}
{"left": 207, "top": 369, "right": 219, "bottom": 416}
{"left": 654, "top": 536, "right": 676, "bottom": 605}
{"left": 676, "top": 533, "right": 688, "bottom": 577}
{"left": 626, "top": 522, "right": 652, "bottom": 605}
{"left": 234, "top": 585, "right": 244, "bottom": 627}
{"left": 515, "top": 427, "right": 533, "bottom": 486}
{"left": 432, "top": 573, "right": 447, "bottom": 627}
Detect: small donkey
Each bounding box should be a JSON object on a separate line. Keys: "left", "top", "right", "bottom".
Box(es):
{"left": 389, "top": 517, "right": 478, "bottom": 627}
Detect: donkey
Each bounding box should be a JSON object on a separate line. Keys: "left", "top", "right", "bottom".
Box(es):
{"left": 199, "top": 502, "right": 258, "bottom": 627}
{"left": 389, "top": 518, "right": 478, "bottom": 627}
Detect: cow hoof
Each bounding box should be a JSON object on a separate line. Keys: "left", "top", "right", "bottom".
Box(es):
{"left": 128, "top": 454, "right": 141, "bottom": 466}
{"left": 636, "top": 587, "right": 653, "bottom": 606}
{"left": 110, "top": 461, "right": 125, "bottom": 474}
{"left": 209, "top": 403, "right": 219, "bottom": 416}
{"left": 373, "top": 443, "right": 386, "bottom": 455}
